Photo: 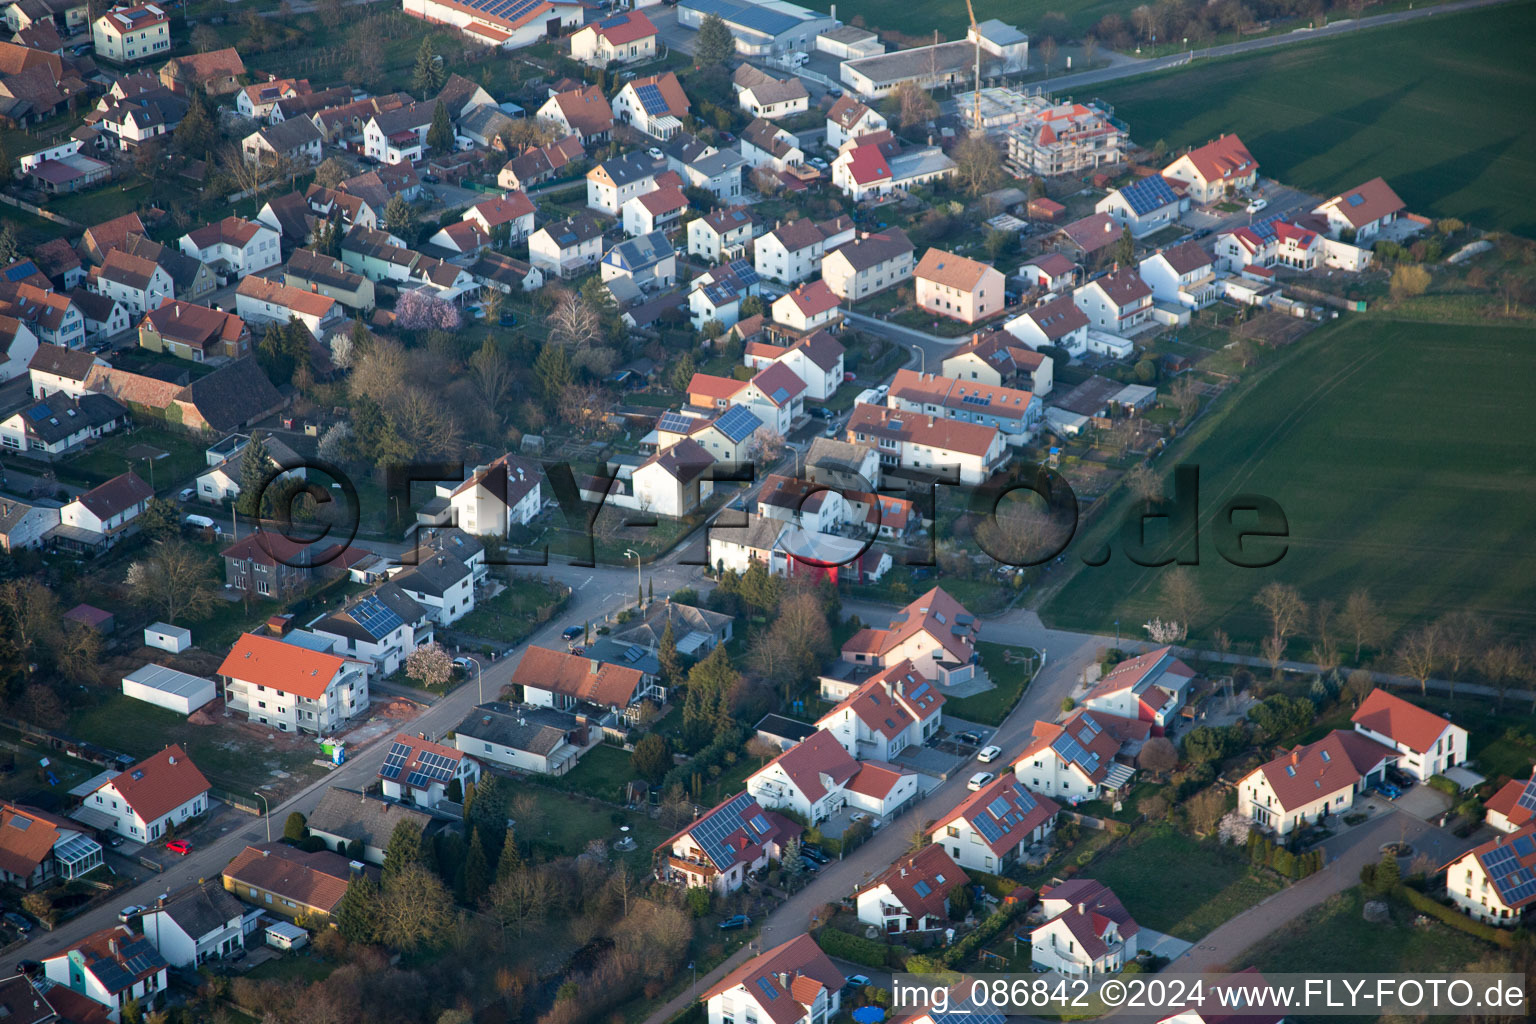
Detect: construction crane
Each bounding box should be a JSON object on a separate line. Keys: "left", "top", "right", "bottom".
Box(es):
{"left": 965, "top": 0, "right": 982, "bottom": 132}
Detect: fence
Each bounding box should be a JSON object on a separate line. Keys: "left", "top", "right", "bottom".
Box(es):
{"left": 0, "top": 193, "right": 81, "bottom": 230}
{"left": 211, "top": 787, "right": 264, "bottom": 817}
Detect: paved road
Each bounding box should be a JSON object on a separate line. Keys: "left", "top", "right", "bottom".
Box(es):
{"left": 1040, "top": 0, "right": 1521, "bottom": 94}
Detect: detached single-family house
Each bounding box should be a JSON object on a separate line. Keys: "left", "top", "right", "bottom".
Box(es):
{"left": 1443, "top": 826, "right": 1536, "bottom": 927}
{"left": 746, "top": 730, "right": 859, "bottom": 825}
{"left": 688, "top": 206, "right": 756, "bottom": 263}
{"left": 1484, "top": 771, "right": 1536, "bottom": 835}
{"left": 309, "top": 584, "right": 433, "bottom": 678}
{"left": 179, "top": 217, "right": 282, "bottom": 280}
{"left": 817, "top": 659, "right": 943, "bottom": 762}
{"left": 91, "top": 249, "right": 172, "bottom": 317}
{"left": 739, "top": 117, "right": 803, "bottom": 172}
{"left": 820, "top": 227, "right": 913, "bottom": 301}
{"left": 611, "top": 71, "right": 689, "bottom": 139}
{"left": 702, "top": 936, "right": 844, "bottom": 1024}
{"left": 1004, "top": 293, "right": 1090, "bottom": 357}
{"left": 1031, "top": 880, "right": 1140, "bottom": 977}
{"left": 242, "top": 116, "right": 323, "bottom": 167}
{"left": 771, "top": 279, "right": 841, "bottom": 334}
{"left": 657, "top": 790, "right": 799, "bottom": 894}
{"left": 221, "top": 842, "right": 364, "bottom": 919}
{"left": 1073, "top": 267, "right": 1153, "bottom": 332}
{"left": 570, "top": 10, "right": 657, "bottom": 66}
{"left": 452, "top": 701, "right": 590, "bottom": 776}
{"left": 57, "top": 470, "right": 151, "bottom": 548}
{"left": 753, "top": 216, "right": 854, "bottom": 285}
{"left": 536, "top": 85, "right": 613, "bottom": 146}
{"left": 305, "top": 788, "right": 440, "bottom": 865}
{"left": 234, "top": 276, "right": 341, "bottom": 335}
{"left": 283, "top": 249, "right": 376, "bottom": 313}
{"left": 0, "top": 388, "right": 124, "bottom": 459}
{"left": 138, "top": 299, "right": 250, "bottom": 362}
{"left": 391, "top": 552, "right": 476, "bottom": 627}
{"left": 915, "top": 248, "right": 1005, "bottom": 324}
{"left": 1081, "top": 647, "right": 1196, "bottom": 732}
{"left": 1138, "top": 241, "right": 1219, "bottom": 310}
{"left": 0, "top": 803, "right": 103, "bottom": 889}
{"left": 139, "top": 880, "right": 247, "bottom": 968}
{"left": 528, "top": 215, "right": 605, "bottom": 278}
{"left": 601, "top": 230, "right": 676, "bottom": 293}
{"left": 839, "top": 587, "right": 981, "bottom": 685}
{"left": 743, "top": 330, "right": 844, "bottom": 401}
{"left": 439, "top": 452, "right": 543, "bottom": 537}
{"left": 586, "top": 150, "right": 668, "bottom": 215}
{"left": 376, "top": 732, "right": 481, "bottom": 809}
{"left": 733, "top": 64, "right": 809, "bottom": 120}
{"left": 78, "top": 744, "right": 210, "bottom": 843}
{"left": 463, "top": 192, "right": 536, "bottom": 241}
{"left": 1095, "top": 175, "right": 1187, "bottom": 238}
{"left": 689, "top": 259, "right": 760, "bottom": 330}
{"left": 632, "top": 437, "right": 715, "bottom": 517}
{"left": 622, "top": 183, "right": 689, "bottom": 238}
{"left": 825, "top": 94, "right": 886, "bottom": 150}
{"left": 217, "top": 632, "right": 371, "bottom": 735}
{"left": 91, "top": 3, "right": 170, "bottom": 64}
{"left": 845, "top": 403, "right": 1004, "bottom": 486}
{"left": 41, "top": 925, "right": 169, "bottom": 1017}
{"left": 1350, "top": 688, "right": 1467, "bottom": 782}
{"left": 511, "top": 645, "right": 662, "bottom": 717}
{"left": 929, "top": 774, "right": 1059, "bottom": 873}
{"left": 1313, "top": 176, "right": 1407, "bottom": 241}
{"left": 1236, "top": 729, "right": 1397, "bottom": 836}
{"left": 856, "top": 844, "right": 967, "bottom": 933}
{"left": 362, "top": 103, "right": 432, "bottom": 164}
{"left": 1161, "top": 133, "right": 1257, "bottom": 204}
{"left": 1013, "top": 709, "right": 1144, "bottom": 804}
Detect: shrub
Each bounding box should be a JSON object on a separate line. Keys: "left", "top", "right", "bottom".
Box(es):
{"left": 1400, "top": 887, "right": 1514, "bottom": 947}
{"left": 1427, "top": 774, "right": 1460, "bottom": 796}
{"left": 816, "top": 927, "right": 894, "bottom": 968}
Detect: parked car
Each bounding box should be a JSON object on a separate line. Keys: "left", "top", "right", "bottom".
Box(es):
{"left": 177, "top": 488, "right": 194, "bottom": 501}
{"left": 1192, "top": 227, "right": 1213, "bottom": 239}
{"left": 561, "top": 626, "right": 584, "bottom": 640}
{"left": 976, "top": 744, "right": 1002, "bottom": 763}
{"left": 1385, "top": 767, "right": 1414, "bottom": 788}
{"left": 420, "top": 173, "right": 440, "bottom": 184}
{"left": 967, "top": 771, "right": 995, "bottom": 791}
{"left": 117, "top": 904, "right": 147, "bottom": 923}
{"left": 3, "top": 913, "right": 32, "bottom": 934}
{"left": 165, "top": 839, "right": 193, "bottom": 855}
{"left": 956, "top": 731, "right": 981, "bottom": 745}
{"left": 1374, "top": 780, "right": 1402, "bottom": 800}
{"left": 14, "top": 960, "right": 39, "bottom": 977}
{"left": 1246, "top": 198, "right": 1269, "bottom": 214}
{"left": 718, "top": 914, "right": 751, "bottom": 930}
{"left": 799, "top": 856, "right": 820, "bottom": 872}
{"left": 842, "top": 974, "right": 870, "bottom": 994}
{"left": 108, "top": 835, "right": 124, "bottom": 847}
{"left": 453, "top": 657, "right": 475, "bottom": 672}
{"left": 801, "top": 844, "right": 829, "bottom": 864}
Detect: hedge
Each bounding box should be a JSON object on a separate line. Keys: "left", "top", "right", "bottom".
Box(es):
{"left": 945, "top": 900, "right": 1031, "bottom": 967}
{"left": 1400, "top": 887, "right": 1514, "bottom": 948}
{"left": 816, "top": 927, "right": 900, "bottom": 968}
{"left": 966, "top": 870, "right": 1021, "bottom": 900}
{"left": 1427, "top": 774, "right": 1461, "bottom": 796}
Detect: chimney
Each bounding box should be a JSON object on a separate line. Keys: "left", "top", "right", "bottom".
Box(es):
{"left": 1291, "top": 750, "right": 1299, "bottom": 765}
{"left": 108, "top": 938, "right": 119, "bottom": 956}
{"left": 1078, "top": 902, "right": 1085, "bottom": 915}
{"left": 778, "top": 971, "right": 790, "bottom": 989}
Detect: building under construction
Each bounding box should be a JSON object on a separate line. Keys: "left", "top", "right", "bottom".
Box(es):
{"left": 837, "top": 17, "right": 1028, "bottom": 100}
{"left": 974, "top": 92, "right": 1129, "bottom": 178}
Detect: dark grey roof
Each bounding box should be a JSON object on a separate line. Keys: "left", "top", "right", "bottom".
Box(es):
{"left": 755, "top": 713, "right": 816, "bottom": 743}
{"left": 454, "top": 702, "right": 579, "bottom": 757}
{"left": 597, "top": 150, "right": 667, "bottom": 187}
{"left": 392, "top": 551, "right": 471, "bottom": 598}
{"left": 124, "top": 234, "right": 206, "bottom": 293}
{"left": 314, "top": 582, "right": 425, "bottom": 643}
{"left": 306, "top": 787, "right": 438, "bottom": 848}
{"left": 175, "top": 358, "right": 284, "bottom": 434}
{"left": 256, "top": 116, "right": 323, "bottom": 152}
{"left": 156, "top": 880, "right": 245, "bottom": 940}
{"left": 17, "top": 390, "right": 125, "bottom": 445}
{"left": 612, "top": 600, "right": 733, "bottom": 649}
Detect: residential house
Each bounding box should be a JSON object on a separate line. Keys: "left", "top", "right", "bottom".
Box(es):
{"left": 1484, "top": 771, "right": 1536, "bottom": 835}
{"left": 0, "top": 315, "right": 38, "bottom": 382}
{"left": 929, "top": 773, "right": 1059, "bottom": 873}
{"left": 839, "top": 586, "right": 982, "bottom": 685}
{"left": 631, "top": 437, "right": 715, "bottom": 517}
{"left": 234, "top": 275, "right": 341, "bottom": 335}
{"left": 1018, "top": 253, "right": 1077, "bottom": 293}
{"left": 6, "top": 0, "right": 89, "bottom": 37}
{"left": 79, "top": 212, "right": 146, "bottom": 264}
{"left": 701, "top": 935, "right": 843, "bottom": 1024}
{"left": 885, "top": 368, "right": 1041, "bottom": 443}
{"left": 91, "top": 4, "right": 170, "bottom": 64}
{"left": 1073, "top": 267, "right": 1153, "bottom": 332}
{"left": 820, "top": 227, "right": 913, "bottom": 301}
{"left": 440, "top": 452, "right": 543, "bottom": 536}
{"left": 739, "top": 116, "right": 802, "bottom": 172}
{"left": 67, "top": 290, "right": 129, "bottom": 344}
{"left": 26, "top": 342, "right": 102, "bottom": 397}
{"left": 0, "top": 388, "right": 124, "bottom": 458}
{"left": 0, "top": 498, "right": 60, "bottom": 552}
{"left": 340, "top": 223, "right": 416, "bottom": 283}
{"left": 915, "top": 248, "right": 1005, "bottom": 324}
{"left": 456, "top": 103, "right": 519, "bottom": 149}
{"left": 362, "top": 103, "right": 432, "bottom": 164}
{"left": 31, "top": 237, "right": 83, "bottom": 292}
{"left": 179, "top": 217, "right": 282, "bottom": 280}
{"left": 830, "top": 139, "right": 955, "bottom": 201}
{"left": 1161, "top": 134, "right": 1257, "bottom": 204}
{"left": 236, "top": 77, "right": 307, "bottom": 119}
{"left": 656, "top": 790, "right": 799, "bottom": 894}
{"left": 463, "top": 192, "right": 536, "bottom": 241}
{"left": 219, "top": 532, "right": 322, "bottom": 597}
{"left": 452, "top": 701, "right": 589, "bottom": 776}
{"left": 283, "top": 249, "right": 375, "bottom": 313}
{"left": 688, "top": 258, "right": 760, "bottom": 330}
{"left": 1003, "top": 293, "right": 1090, "bottom": 358}
{"left": 1350, "top": 688, "right": 1467, "bottom": 782}
{"left": 746, "top": 731, "right": 859, "bottom": 825}
{"left": 601, "top": 230, "right": 676, "bottom": 292}
{"left": 1138, "top": 241, "right": 1219, "bottom": 310}
{"left": 804, "top": 435, "right": 880, "bottom": 493}
{"left": 41, "top": 926, "right": 168, "bottom": 1017}
{"left": 1002, "top": 98, "right": 1126, "bottom": 177}
{"left": 706, "top": 511, "right": 892, "bottom": 584}
{"left": 158, "top": 47, "right": 245, "bottom": 96}
{"left": 845, "top": 403, "right": 1004, "bottom": 486}
{"left": 84, "top": 358, "right": 284, "bottom": 435}
{"left": 753, "top": 216, "right": 854, "bottom": 285}
{"left": 670, "top": 143, "right": 746, "bottom": 202}
{"left": 78, "top": 745, "right": 210, "bottom": 843}
{"left": 622, "top": 183, "right": 689, "bottom": 237}
{"left": 817, "top": 659, "right": 944, "bottom": 761}
{"left": 0, "top": 803, "right": 102, "bottom": 889}
{"left": 376, "top": 732, "right": 481, "bottom": 809}
{"left": 1081, "top": 647, "right": 1195, "bottom": 732}
{"left": 0, "top": 282, "right": 84, "bottom": 350}
{"left": 140, "top": 880, "right": 247, "bottom": 968}
{"left": 1013, "top": 708, "right": 1146, "bottom": 804}
{"left": 856, "top": 844, "right": 967, "bottom": 933}
{"left": 217, "top": 632, "right": 371, "bottom": 735}
{"left": 242, "top": 116, "right": 324, "bottom": 167}
{"left": 391, "top": 552, "right": 476, "bottom": 627}
{"left": 654, "top": 403, "right": 760, "bottom": 464}
{"left": 1314, "top": 177, "right": 1406, "bottom": 241}
{"left": 1444, "top": 826, "right": 1536, "bottom": 926}
{"left": 1095, "top": 175, "right": 1187, "bottom": 238}
{"left": 771, "top": 279, "right": 841, "bottom": 334}
{"left": 1056, "top": 211, "right": 1122, "bottom": 259}
{"left": 497, "top": 134, "right": 584, "bottom": 191}
{"left": 221, "top": 842, "right": 365, "bottom": 919}
{"left": 90, "top": 89, "right": 185, "bottom": 150}
{"left": 825, "top": 94, "right": 886, "bottom": 150}
{"left": 528, "top": 215, "right": 605, "bottom": 278}
{"left": 470, "top": 250, "right": 543, "bottom": 294}
{"left": 744, "top": 330, "right": 844, "bottom": 401}
{"left": 733, "top": 64, "right": 809, "bottom": 119}
{"left": 571, "top": 10, "right": 657, "bottom": 65}
{"left": 123, "top": 234, "right": 216, "bottom": 301}
{"left": 740, "top": 361, "right": 805, "bottom": 436}
{"left": 689, "top": 206, "right": 756, "bottom": 263}
{"left": 611, "top": 599, "right": 734, "bottom": 655}
{"left": 536, "top": 84, "right": 613, "bottom": 146}
{"left": 309, "top": 585, "right": 433, "bottom": 678}
{"left": 1215, "top": 218, "right": 1327, "bottom": 273}
{"left": 1031, "top": 879, "right": 1140, "bottom": 977}
{"left": 511, "top": 645, "right": 662, "bottom": 717}
{"left": 90, "top": 249, "right": 172, "bottom": 316}
{"left": 305, "top": 788, "right": 441, "bottom": 865}
{"left": 428, "top": 220, "right": 489, "bottom": 255}
{"left": 586, "top": 150, "right": 667, "bottom": 215}
{"left": 257, "top": 192, "right": 320, "bottom": 247}
{"left": 1236, "top": 729, "right": 1397, "bottom": 835}
{"left": 611, "top": 71, "right": 688, "bottom": 139}
{"left": 56, "top": 470, "right": 151, "bottom": 548}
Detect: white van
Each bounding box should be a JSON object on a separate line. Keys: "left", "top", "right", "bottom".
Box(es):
{"left": 184, "top": 515, "right": 215, "bottom": 530}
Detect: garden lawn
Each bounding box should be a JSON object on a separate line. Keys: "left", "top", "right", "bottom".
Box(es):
{"left": 535, "top": 743, "right": 637, "bottom": 804}
{"left": 66, "top": 426, "right": 209, "bottom": 494}
{"left": 944, "top": 642, "right": 1038, "bottom": 726}
{"left": 520, "top": 787, "right": 665, "bottom": 874}
{"left": 1087, "top": 825, "right": 1284, "bottom": 940}
{"left": 451, "top": 574, "right": 568, "bottom": 643}
{"left": 1247, "top": 885, "right": 1492, "bottom": 973}
{"left": 1042, "top": 317, "right": 1536, "bottom": 647}
{"left": 1094, "top": 4, "right": 1536, "bottom": 235}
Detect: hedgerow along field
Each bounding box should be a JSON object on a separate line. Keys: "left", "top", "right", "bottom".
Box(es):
{"left": 1041, "top": 316, "right": 1536, "bottom": 648}
{"left": 1092, "top": 3, "right": 1536, "bottom": 236}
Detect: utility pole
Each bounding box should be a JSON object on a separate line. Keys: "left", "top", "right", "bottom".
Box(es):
{"left": 966, "top": 0, "right": 982, "bottom": 132}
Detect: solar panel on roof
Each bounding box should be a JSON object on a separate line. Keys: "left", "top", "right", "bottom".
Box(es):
{"left": 1516, "top": 779, "right": 1536, "bottom": 811}
{"left": 1347, "top": 193, "right": 1366, "bottom": 206}
{"left": 1010, "top": 783, "right": 1037, "bottom": 812}
{"left": 658, "top": 412, "right": 694, "bottom": 435}
{"left": 693, "top": 792, "right": 754, "bottom": 868}
{"left": 1080, "top": 714, "right": 1101, "bottom": 735}
{"left": 986, "top": 796, "right": 1011, "bottom": 819}
{"left": 714, "top": 404, "right": 760, "bottom": 442}
{"left": 1120, "top": 174, "right": 1179, "bottom": 216}
{"left": 380, "top": 741, "right": 410, "bottom": 780}
{"left": 1514, "top": 835, "right": 1536, "bottom": 858}
{"left": 748, "top": 812, "right": 770, "bottom": 834}
{"left": 635, "top": 83, "right": 668, "bottom": 116}
{"left": 973, "top": 814, "right": 1004, "bottom": 843}
{"left": 756, "top": 978, "right": 779, "bottom": 1001}
{"left": 913, "top": 879, "right": 932, "bottom": 897}
{"left": 352, "top": 594, "right": 405, "bottom": 638}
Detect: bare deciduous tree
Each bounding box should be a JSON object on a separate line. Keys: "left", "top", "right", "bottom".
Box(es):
{"left": 1254, "top": 582, "right": 1306, "bottom": 666}
{"left": 1434, "top": 609, "right": 1484, "bottom": 699}
{"left": 470, "top": 334, "right": 513, "bottom": 411}
{"left": 1161, "top": 567, "right": 1204, "bottom": 632}
{"left": 1480, "top": 642, "right": 1523, "bottom": 713}
{"left": 545, "top": 290, "right": 601, "bottom": 352}
{"left": 1309, "top": 599, "right": 1340, "bottom": 675}
{"left": 125, "top": 542, "right": 218, "bottom": 622}
{"left": 1395, "top": 622, "right": 1442, "bottom": 696}
{"left": 1340, "top": 588, "right": 1386, "bottom": 663}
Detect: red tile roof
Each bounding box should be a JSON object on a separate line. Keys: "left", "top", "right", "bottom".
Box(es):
{"left": 916, "top": 248, "right": 995, "bottom": 291}
{"left": 778, "top": 279, "right": 840, "bottom": 319}
{"left": 687, "top": 372, "right": 747, "bottom": 402}
{"left": 588, "top": 9, "right": 656, "bottom": 44}
{"left": 1254, "top": 729, "right": 1396, "bottom": 812}
{"left": 1318, "top": 176, "right": 1405, "bottom": 228}
{"left": 184, "top": 216, "right": 265, "bottom": 250}
{"left": 100, "top": 745, "right": 210, "bottom": 822}
{"left": 871, "top": 843, "right": 967, "bottom": 920}
{"left": 842, "top": 143, "right": 891, "bottom": 186}
{"left": 217, "top": 632, "right": 350, "bottom": 700}
{"left": 469, "top": 191, "right": 535, "bottom": 227}
{"left": 847, "top": 404, "right": 1000, "bottom": 459}
{"left": 878, "top": 586, "right": 977, "bottom": 664}
{"left": 510, "top": 646, "right": 644, "bottom": 708}
{"left": 1085, "top": 646, "right": 1194, "bottom": 703}
{"left": 1038, "top": 878, "right": 1139, "bottom": 958}
{"left": 938, "top": 774, "right": 1060, "bottom": 855}
{"left": 222, "top": 842, "right": 360, "bottom": 914}
{"left": 0, "top": 803, "right": 74, "bottom": 879}
{"left": 844, "top": 760, "right": 910, "bottom": 799}
{"left": 1350, "top": 689, "right": 1456, "bottom": 754}
{"left": 1176, "top": 133, "right": 1257, "bottom": 184}
{"left": 379, "top": 732, "right": 465, "bottom": 787}
{"left": 1485, "top": 771, "right": 1536, "bottom": 831}
{"left": 750, "top": 730, "right": 857, "bottom": 803}
{"left": 701, "top": 934, "right": 844, "bottom": 1024}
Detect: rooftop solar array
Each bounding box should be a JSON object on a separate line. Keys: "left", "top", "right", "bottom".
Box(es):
{"left": 1346, "top": 192, "right": 1366, "bottom": 207}
{"left": 461, "top": 0, "right": 544, "bottom": 23}
{"left": 1516, "top": 777, "right": 1536, "bottom": 812}
{"left": 657, "top": 412, "right": 695, "bottom": 435}
{"left": 1051, "top": 732, "right": 1101, "bottom": 777}
{"left": 380, "top": 740, "right": 411, "bottom": 781}
{"left": 351, "top": 594, "right": 405, "bottom": 638}
{"left": 971, "top": 781, "right": 1039, "bottom": 845}
{"left": 713, "top": 404, "right": 761, "bottom": 443}
{"left": 692, "top": 792, "right": 754, "bottom": 869}
{"left": 406, "top": 749, "right": 458, "bottom": 790}
{"left": 913, "top": 879, "right": 932, "bottom": 897}
{"left": 1118, "top": 174, "right": 1179, "bottom": 216}
{"left": 1247, "top": 212, "right": 1286, "bottom": 241}
{"left": 634, "top": 83, "right": 668, "bottom": 116}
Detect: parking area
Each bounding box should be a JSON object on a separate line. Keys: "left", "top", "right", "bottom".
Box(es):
{"left": 1388, "top": 782, "right": 1453, "bottom": 823}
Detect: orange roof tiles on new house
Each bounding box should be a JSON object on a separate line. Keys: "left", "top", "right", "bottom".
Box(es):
{"left": 749, "top": 730, "right": 858, "bottom": 803}
{"left": 217, "top": 632, "right": 350, "bottom": 700}
{"left": 701, "top": 934, "right": 844, "bottom": 1024}
{"left": 1179, "top": 133, "right": 1257, "bottom": 184}
{"left": 1350, "top": 688, "right": 1457, "bottom": 755}
{"left": 100, "top": 745, "right": 210, "bottom": 824}
{"left": 1255, "top": 730, "right": 1397, "bottom": 812}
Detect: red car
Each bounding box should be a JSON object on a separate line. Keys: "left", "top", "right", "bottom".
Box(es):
{"left": 165, "top": 839, "right": 192, "bottom": 855}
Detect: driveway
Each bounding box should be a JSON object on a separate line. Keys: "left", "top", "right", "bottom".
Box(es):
{"left": 1137, "top": 928, "right": 1193, "bottom": 962}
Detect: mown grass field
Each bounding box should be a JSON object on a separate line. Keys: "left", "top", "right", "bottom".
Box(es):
{"left": 1094, "top": 4, "right": 1536, "bottom": 235}
{"left": 1041, "top": 316, "right": 1536, "bottom": 647}
{"left": 1247, "top": 886, "right": 1491, "bottom": 973}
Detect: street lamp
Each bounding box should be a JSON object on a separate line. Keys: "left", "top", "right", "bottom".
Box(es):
{"left": 910, "top": 343, "right": 925, "bottom": 374}
{"left": 254, "top": 792, "right": 271, "bottom": 843}
{"left": 471, "top": 658, "right": 483, "bottom": 705}
{"left": 688, "top": 961, "right": 697, "bottom": 1001}
{"left": 624, "top": 548, "right": 642, "bottom": 606}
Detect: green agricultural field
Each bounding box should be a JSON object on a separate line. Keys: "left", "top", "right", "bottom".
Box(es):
{"left": 1094, "top": 4, "right": 1536, "bottom": 235}
{"left": 1041, "top": 316, "right": 1536, "bottom": 647}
